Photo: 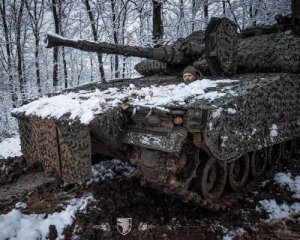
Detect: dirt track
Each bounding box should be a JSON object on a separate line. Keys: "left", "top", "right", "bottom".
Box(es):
{"left": 0, "top": 157, "right": 300, "bottom": 240}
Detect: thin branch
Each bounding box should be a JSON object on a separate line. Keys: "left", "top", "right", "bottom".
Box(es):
{"left": 226, "top": 0, "right": 241, "bottom": 32}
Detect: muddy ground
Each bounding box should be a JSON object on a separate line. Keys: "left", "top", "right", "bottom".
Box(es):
{"left": 0, "top": 156, "right": 300, "bottom": 240}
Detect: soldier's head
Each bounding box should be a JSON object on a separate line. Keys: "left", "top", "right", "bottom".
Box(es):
{"left": 182, "top": 66, "right": 202, "bottom": 82}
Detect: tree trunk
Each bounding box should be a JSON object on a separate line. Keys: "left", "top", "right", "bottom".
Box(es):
{"left": 51, "top": 0, "right": 59, "bottom": 88}
{"left": 203, "top": 0, "right": 209, "bottom": 26}
{"left": 177, "top": 0, "right": 184, "bottom": 36}
{"left": 226, "top": 0, "right": 241, "bottom": 32}
{"left": 152, "top": 0, "right": 163, "bottom": 47}
{"left": 249, "top": 0, "right": 262, "bottom": 27}
{"left": 77, "top": 55, "right": 83, "bottom": 86}
{"left": 121, "top": 0, "right": 127, "bottom": 78}
{"left": 16, "top": 1, "right": 25, "bottom": 101}
{"left": 111, "top": 0, "right": 119, "bottom": 78}
{"left": 90, "top": 57, "right": 93, "bottom": 82}
{"left": 0, "top": 0, "right": 18, "bottom": 107}
{"left": 83, "top": 0, "right": 106, "bottom": 83}
{"left": 62, "top": 47, "right": 68, "bottom": 89}
{"left": 291, "top": 0, "right": 300, "bottom": 16}
{"left": 58, "top": 0, "right": 68, "bottom": 89}
{"left": 25, "top": 0, "right": 44, "bottom": 96}
{"left": 35, "top": 36, "right": 41, "bottom": 95}
{"left": 291, "top": 0, "right": 300, "bottom": 35}
{"left": 191, "top": 0, "right": 196, "bottom": 32}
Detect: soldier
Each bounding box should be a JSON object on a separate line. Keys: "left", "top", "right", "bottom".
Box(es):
{"left": 182, "top": 66, "right": 202, "bottom": 82}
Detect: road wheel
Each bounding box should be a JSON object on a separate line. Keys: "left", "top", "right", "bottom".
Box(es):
{"left": 251, "top": 148, "right": 268, "bottom": 177}
{"left": 282, "top": 140, "right": 294, "bottom": 161}
{"left": 268, "top": 144, "right": 282, "bottom": 166}
{"left": 293, "top": 138, "right": 300, "bottom": 158}
{"left": 228, "top": 154, "right": 250, "bottom": 191}
{"left": 199, "top": 157, "right": 227, "bottom": 199}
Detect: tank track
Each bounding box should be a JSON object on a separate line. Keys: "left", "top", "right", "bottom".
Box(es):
{"left": 132, "top": 136, "right": 300, "bottom": 210}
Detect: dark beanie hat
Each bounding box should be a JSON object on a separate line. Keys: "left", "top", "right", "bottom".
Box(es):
{"left": 183, "top": 66, "right": 202, "bottom": 78}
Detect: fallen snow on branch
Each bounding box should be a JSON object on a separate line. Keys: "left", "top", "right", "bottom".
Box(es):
{"left": 13, "top": 79, "right": 236, "bottom": 125}
{"left": 258, "top": 172, "right": 300, "bottom": 220}
{"left": 0, "top": 194, "right": 94, "bottom": 240}
{"left": 0, "top": 135, "right": 21, "bottom": 159}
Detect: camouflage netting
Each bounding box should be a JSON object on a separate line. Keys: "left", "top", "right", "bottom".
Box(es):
{"left": 202, "top": 74, "right": 300, "bottom": 160}
{"left": 17, "top": 116, "right": 92, "bottom": 181}
{"left": 237, "top": 32, "right": 300, "bottom": 73}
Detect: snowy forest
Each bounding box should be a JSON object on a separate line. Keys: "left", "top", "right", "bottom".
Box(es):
{"left": 0, "top": 0, "right": 292, "bottom": 138}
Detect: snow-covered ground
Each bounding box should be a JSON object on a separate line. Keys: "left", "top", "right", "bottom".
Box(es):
{"left": 0, "top": 158, "right": 135, "bottom": 240}
{"left": 1, "top": 136, "right": 300, "bottom": 239}
{"left": 0, "top": 194, "right": 95, "bottom": 240}
{"left": 258, "top": 172, "right": 300, "bottom": 221}
{"left": 0, "top": 136, "right": 21, "bottom": 159}
{"left": 0, "top": 135, "right": 135, "bottom": 240}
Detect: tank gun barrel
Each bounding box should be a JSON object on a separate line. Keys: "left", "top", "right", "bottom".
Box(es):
{"left": 45, "top": 33, "right": 201, "bottom": 65}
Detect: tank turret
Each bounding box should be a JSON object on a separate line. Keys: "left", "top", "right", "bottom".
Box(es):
{"left": 45, "top": 17, "right": 238, "bottom": 76}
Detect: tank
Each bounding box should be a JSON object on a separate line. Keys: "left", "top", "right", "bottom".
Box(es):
{"left": 12, "top": 16, "right": 300, "bottom": 205}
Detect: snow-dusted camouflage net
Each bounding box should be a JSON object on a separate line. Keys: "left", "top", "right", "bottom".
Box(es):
{"left": 202, "top": 74, "right": 300, "bottom": 160}
{"left": 56, "top": 121, "right": 92, "bottom": 182}
{"left": 17, "top": 117, "right": 60, "bottom": 173}
{"left": 17, "top": 117, "right": 92, "bottom": 181}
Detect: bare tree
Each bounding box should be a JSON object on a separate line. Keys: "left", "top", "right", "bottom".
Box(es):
{"left": 57, "top": 0, "right": 68, "bottom": 89}
{"left": 203, "top": 0, "right": 209, "bottom": 25}
{"left": 50, "top": 0, "right": 59, "bottom": 87}
{"left": 12, "top": 0, "right": 26, "bottom": 101}
{"left": 0, "top": 0, "right": 18, "bottom": 106}
{"left": 121, "top": 0, "right": 129, "bottom": 78}
{"left": 191, "top": 0, "right": 197, "bottom": 31}
{"left": 291, "top": 0, "right": 300, "bottom": 17}
{"left": 82, "top": 0, "right": 106, "bottom": 83}
{"left": 110, "top": 0, "right": 119, "bottom": 78}
{"left": 291, "top": 0, "right": 300, "bottom": 35}
{"left": 152, "top": 0, "right": 164, "bottom": 47}
{"left": 25, "top": 0, "right": 45, "bottom": 95}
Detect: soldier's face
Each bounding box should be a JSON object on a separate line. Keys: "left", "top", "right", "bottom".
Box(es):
{"left": 183, "top": 73, "right": 196, "bottom": 82}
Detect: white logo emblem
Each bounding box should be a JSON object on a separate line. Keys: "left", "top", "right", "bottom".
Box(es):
{"left": 117, "top": 218, "right": 132, "bottom": 235}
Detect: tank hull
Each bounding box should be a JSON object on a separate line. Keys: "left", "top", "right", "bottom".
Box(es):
{"left": 12, "top": 73, "right": 300, "bottom": 203}
{"left": 116, "top": 73, "right": 300, "bottom": 202}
